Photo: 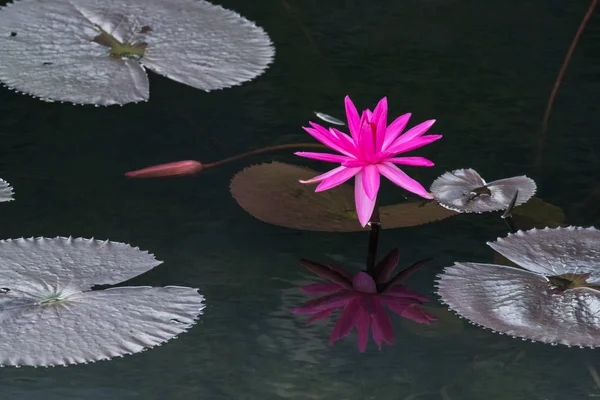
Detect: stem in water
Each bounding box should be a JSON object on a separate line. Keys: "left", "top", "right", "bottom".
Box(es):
{"left": 365, "top": 203, "right": 381, "bottom": 277}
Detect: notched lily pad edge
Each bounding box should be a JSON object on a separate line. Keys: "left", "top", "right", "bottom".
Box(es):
{"left": 434, "top": 225, "right": 600, "bottom": 349}
{"left": 0, "top": 0, "right": 276, "bottom": 106}
{"left": 2, "top": 288, "right": 205, "bottom": 368}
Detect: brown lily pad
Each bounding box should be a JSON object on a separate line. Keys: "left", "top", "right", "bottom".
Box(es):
{"left": 230, "top": 162, "right": 458, "bottom": 232}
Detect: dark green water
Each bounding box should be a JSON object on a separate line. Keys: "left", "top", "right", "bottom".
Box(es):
{"left": 0, "top": 0, "right": 599, "bottom": 398}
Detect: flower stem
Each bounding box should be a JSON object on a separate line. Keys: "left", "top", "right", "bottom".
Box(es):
{"left": 365, "top": 203, "right": 381, "bottom": 277}
{"left": 535, "top": 0, "right": 598, "bottom": 173}
{"left": 125, "top": 143, "right": 329, "bottom": 178}
{"left": 203, "top": 143, "right": 327, "bottom": 168}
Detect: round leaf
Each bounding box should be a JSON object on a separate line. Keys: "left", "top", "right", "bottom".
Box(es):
{"left": 437, "top": 262, "right": 600, "bottom": 348}
{"left": 0, "top": 0, "right": 274, "bottom": 105}
{"left": 489, "top": 226, "right": 600, "bottom": 280}
{"left": 0, "top": 237, "right": 162, "bottom": 291}
{"left": 230, "top": 162, "right": 458, "bottom": 232}
{"left": 0, "top": 237, "right": 205, "bottom": 367}
{"left": 0, "top": 285, "right": 204, "bottom": 366}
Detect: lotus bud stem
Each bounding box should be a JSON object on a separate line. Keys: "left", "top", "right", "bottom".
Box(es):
{"left": 125, "top": 143, "right": 326, "bottom": 178}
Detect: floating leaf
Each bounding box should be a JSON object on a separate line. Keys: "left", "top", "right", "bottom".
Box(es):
{"left": 494, "top": 197, "right": 566, "bottom": 266}
{"left": 230, "top": 162, "right": 458, "bottom": 232}
{"left": 489, "top": 226, "right": 600, "bottom": 279}
{"left": 511, "top": 197, "right": 565, "bottom": 229}
{"left": 430, "top": 168, "right": 536, "bottom": 213}
{"left": 0, "top": 237, "right": 205, "bottom": 367}
{"left": 0, "top": 178, "right": 14, "bottom": 202}
{"left": 438, "top": 227, "right": 600, "bottom": 348}
{"left": 0, "top": 0, "right": 274, "bottom": 105}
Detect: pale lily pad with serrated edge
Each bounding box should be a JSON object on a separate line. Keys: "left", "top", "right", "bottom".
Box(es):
{"left": 437, "top": 226, "right": 600, "bottom": 348}
{"left": 0, "top": 178, "right": 14, "bottom": 202}
{"left": 0, "top": 0, "right": 274, "bottom": 105}
{"left": 229, "top": 162, "right": 458, "bottom": 232}
{"left": 430, "top": 168, "right": 536, "bottom": 213}
{"left": 0, "top": 237, "right": 205, "bottom": 367}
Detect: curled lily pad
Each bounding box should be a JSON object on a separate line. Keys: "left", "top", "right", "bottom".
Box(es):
{"left": 0, "top": 237, "right": 205, "bottom": 367}
{"left": 437, "top": 226, "right": 600, "bottom": 348}
{"left": 430, "top": 168, "right": 536, "bottom": 213}
{"left": 0, "top": 0, "right": 274, "bottom": 105}
{"left": 0, "top": 178, "right": 14, "bottom": 202}
{"left": 230, "top": 162, "right": 458, "bottom": 232}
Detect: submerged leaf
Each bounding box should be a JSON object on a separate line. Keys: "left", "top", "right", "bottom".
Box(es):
{"left": 0, "top": 237, "right": 205, "bottom": 366}
{"left": 0, "top": 178, "right": 14, "bottom": 202}
{"left": 430, "top": 168, "right": 536, "bottom": 213}
{"left": 438, "top": 227, "right": 600, "bottom": 348}
{"left": 0, "top": 0, "right": 274, "bottom": 105}
{"left": 230, "top": 162, "right": 457, "bottom": 232}
{"left": 400, "top": 306, "right": 463, "bottom": 338}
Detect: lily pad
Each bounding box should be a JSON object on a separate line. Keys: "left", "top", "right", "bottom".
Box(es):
{"left": 0, "top": 178, "right": 14, "bottom": 202}
{"left": 0, "top": 237, "right": 205, "bottom": 367}
{"left": 430, "top": 168, "right": 536, "bottom": 213}
{"left": 437, "top": 227, "right": 600, "bottom": 348}
{"left": 230, "top": 162, "right": 458, "bottom": 232}
{"left": 0, "top": 0, "right": 274, "bottom": 105}
{"left": 511, "top": 197, "right": 565, "bottom": 229}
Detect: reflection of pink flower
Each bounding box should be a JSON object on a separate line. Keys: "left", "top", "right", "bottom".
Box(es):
{"left": 293, "top": 249, "right": 436, "bottom": 352}
{"left": 296, "top": 96, "right": 442, "bottom": 227}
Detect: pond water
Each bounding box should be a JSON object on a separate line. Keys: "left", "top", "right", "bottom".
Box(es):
{"left": 0, "top": 0, "right": 599, "bottom": 399}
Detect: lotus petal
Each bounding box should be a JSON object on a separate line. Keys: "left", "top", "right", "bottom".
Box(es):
{"left": 489, "top": 227, "right": 600, "bottom": 281}
{"left": 230, "top": 162, "right": 457, "bottom": 232}
{"left": 0, "top": 0, "right": 274, "bottom": 105}
{"left": 437, "top": 262, "right": 600, "bottom": 348}
{"left": 0, "top": 178, "right": 14, "bottom": 202}
{"left": 430, "top": 168, "right": 536, "bottom": 213}
{"left": 0, "top": 237, "right": 205, "bottom": 367}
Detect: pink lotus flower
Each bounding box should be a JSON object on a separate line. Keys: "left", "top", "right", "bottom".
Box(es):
{"left": 293, "top": 249, "right": 436, "bottom": 352}
{"left": 296, "top": 96, "right": 442, "bottom": 226}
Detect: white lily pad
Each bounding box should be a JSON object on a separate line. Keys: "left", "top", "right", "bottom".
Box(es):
{"left": 430, "top": 168, "right": 536, "bottom": 213}
{"left": 0, "top": 237, "right": 205, "bottom": 367}
{"left": 0, "top": 178, "right": 14, "bottom": 202}
{"left": 0, "top": 0, "right": 274, "bottom": 105}
{"left": 437, "top": 227, "right": 600, "bottom": 348}
{"left": 489, "top": 226, "right": 600, "bottom": 281}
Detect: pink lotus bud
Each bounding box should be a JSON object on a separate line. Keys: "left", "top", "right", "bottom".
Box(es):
{"left": 125, "top": 160, "right": 203, "bottom": 178}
